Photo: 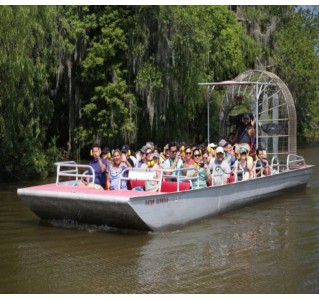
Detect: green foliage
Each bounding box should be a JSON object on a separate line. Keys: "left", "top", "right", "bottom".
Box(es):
{"left": 128, "top": 6, "right": 257, "bottom": 144}
{"left": 0, "top": 6, "right": 59, "bottom": 180}
{"left": 1, "top": 5, "right": 319, "bottom": 180}
{"left": 273, "top": 10, "right": 319, "bottom": 140}
{"left": 76, "top": 6, "right": 137, "bottom": 149}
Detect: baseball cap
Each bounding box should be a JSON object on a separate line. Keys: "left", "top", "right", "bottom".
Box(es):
{"left": 140, "top": 145, "right": 147, "bottom": 153}
{"left": 208, "top": 143, "right": 217, "bottom": 148}
{"left": 216, "top": 146, "right": 224, "bottom": 154}
{"left": 121, "top": 145, "right": 129, "bottom": 153}
{"left": 153, "top": 153, "right": 160, "bottom": 159}
{"left": 218, "top": 139, "right": 228, "bottom": 147}
{"left": 102, "top": 147, "right": 110, "bottom": 154}
{"left": 239, "top": 147, "right": 248, "bottom": 154}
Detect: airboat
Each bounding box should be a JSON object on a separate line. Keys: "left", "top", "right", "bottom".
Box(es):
{"left": 17, "top": 70, "right": 314, "bottom": 232}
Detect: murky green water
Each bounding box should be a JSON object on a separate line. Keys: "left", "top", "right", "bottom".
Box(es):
{"left": 1, "top": 145, "right": 318, "bottom": 293}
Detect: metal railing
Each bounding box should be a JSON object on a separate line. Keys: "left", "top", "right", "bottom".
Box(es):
{"left": 271, "top": 156, "right": 280, "bottom": 174}
{"left": 286, "top": 154, "right": 306, "bottom": 170}
{"left": 211, "top": 165, "right": 232, "bottom": 185}
{"left": 54, "top": 161, "right": 95, "bottom": 185}
{"left": 52, "top": 153, "right": 306, "bottom": 190}
{"left": 118, "top": 167, "right": 200, "bottom": 192}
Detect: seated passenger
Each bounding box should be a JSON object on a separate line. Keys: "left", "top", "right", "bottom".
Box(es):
{"left": 202, "top": 150, "right": 210, "bottom": 166}
{"left": 160, "top": 144, "right": 170, "bottom": 167}
{"left": 121, "top": 145, "right": 134, "bottom": 167}
{"left": 208, "top": 146, "right": 231, "bottom": 186}
{"left": 232, "top": 147, "right": 254, "bottom": 181}
{"left": 102, "top": 146, "right": 112, "bottom": 167}
{"left": 255, "top": 147, "right": 271, "bottom": 177}
{"left": 207, "top": 143, "right": 217, "bottom": 161}
{"left": 182, "top": 146, "right": 194, "bottom": 176}
{"left": 137, "top": 145, "right": 147, "bottom": 168}
{"left": 187, "top": 148, "right": 212, "bottom": 189}
{"left": 237, "top": 143, "right": 254, "bottom": 164}
{"left": 141, "top": 150, "right": 162, "bottom": 192}
{"left": 163, "top": 141, "right": 183, "bottom": 180}
{"left": 80, "top": 143, "right": 108, "bottom": 189}
{"left": 106, "top": 149, "right": 131, "bottom": 190}
{"left": 223, "top": 142, "right": 236, "bottom": 168}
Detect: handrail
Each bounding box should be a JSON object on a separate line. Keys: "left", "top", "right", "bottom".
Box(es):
{"left": 286, "top": 154, "right": 306, "bottom": 169}
{"left": 212, "top": 165, "right": 232, "bottom": 185}
{"left": 232, "top": 166, "right": 244, "bottom": 183}
{"left": 254, "top": 159, "right": 266, "bottom": 178}
{"left": 162, "top": 168, "right": 200, "bottom": 190}
{"left": 271, "top": 156, "right": 280, "bottom": 174}
{"left": 118, "top": 167, "right": 162, "bottom": 191}
{"left": 118, "top": 167, "right": 200, "bottom": 192}
{"left": 54, "top": 161, "right": 95, "bottom": 185}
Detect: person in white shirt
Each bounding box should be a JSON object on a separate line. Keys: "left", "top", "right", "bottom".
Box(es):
{"left": 208, "top": 146, "right": 231, "bottom": 186}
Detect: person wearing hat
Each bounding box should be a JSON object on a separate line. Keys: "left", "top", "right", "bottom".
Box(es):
{"left": 218, "top": 139, "right": 228, "bottom": 148}
{"left": 137, "top": 145, "right": 148, "bottom": 168}
{"left": 102, "top": 147, "right": 111, "bottom": 159}
{"left": 207, "top": 143, "right": 217, "bottom": 161}
{"left": 141, "top": 150, "right": 162, "bottom": 191}
{"left": 208, "top": 146, "right": 231, "bottom": 186}
{"left": 102, "top": 147, "right": 112, "bottom": 165}
{"left": 232, "top": 113, "right": 255, "bottom": 146}
{"left": 232, "top": 147, "right": 254, "bottom": 181}
{"left": 121, "top": 145, "right": 134, "bottom": 168}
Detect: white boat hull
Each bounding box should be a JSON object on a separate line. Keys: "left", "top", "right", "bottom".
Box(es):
{"left": 17, "top": 165, "right": 314, "bottom": 232}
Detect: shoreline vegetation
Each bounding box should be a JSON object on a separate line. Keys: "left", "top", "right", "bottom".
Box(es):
{"left": 1, "top": 5, "right": 319, "bottom": 180}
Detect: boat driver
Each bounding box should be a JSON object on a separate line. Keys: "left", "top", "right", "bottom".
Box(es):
{"left": 232, "top": 113, "right": 255, "bottom": 145}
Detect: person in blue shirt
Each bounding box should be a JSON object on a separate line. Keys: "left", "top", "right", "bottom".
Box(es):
{"left": 223, "top": 142, "right": 237, "bottom": 168}
{"left": 86, "top": 143, "right": 108, "bottom": 189}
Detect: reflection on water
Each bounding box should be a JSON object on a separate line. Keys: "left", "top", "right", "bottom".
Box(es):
{"left": 136, "top": 192, "right": 319, "bottom": 293}
{"left": 0, "top": 145, "right": 319, "bottom": 293}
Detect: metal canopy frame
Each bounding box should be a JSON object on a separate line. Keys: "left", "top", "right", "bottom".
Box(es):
{"left": 198, "top": 80, "right": 276, "bottom": 148}
{"left": 198, "top": 70, "right": 297, "bottom": 164}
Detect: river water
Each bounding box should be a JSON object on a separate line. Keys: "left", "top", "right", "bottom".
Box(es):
{"left": 1, "top": 144, "right": 319, "bottom": 294}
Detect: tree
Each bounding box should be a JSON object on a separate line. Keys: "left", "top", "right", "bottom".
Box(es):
{"left": 0, "top": 6, "right": 59, "bottom": 180}
{"left": 75, "top": 6, "right": 137, "bottom": 151}
{"left": 273, "top": 9, "right": 319, "bottom": 140}
{"left": 128, "top": 6, "right": 258, "bottom": 145}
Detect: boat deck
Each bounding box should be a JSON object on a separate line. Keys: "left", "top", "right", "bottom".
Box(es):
{"left": 23, "top": 183, "right": 160, "bottom": 198}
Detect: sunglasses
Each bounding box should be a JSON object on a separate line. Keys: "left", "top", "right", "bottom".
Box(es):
{"left": 146, "top": 152, "right": 152, "bottom": 155}
{"left": 194, "top": 154, "right": 201, "bottom": 157}
{"left": 185, "top": 152, "right": 192, "bottom": 155}
{"left": 171, "top": 150, "right": 177, "bottom": 154}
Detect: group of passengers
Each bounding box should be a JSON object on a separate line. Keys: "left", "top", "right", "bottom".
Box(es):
{"left": 82, "top": 113, "right": 271, "bottom": 191}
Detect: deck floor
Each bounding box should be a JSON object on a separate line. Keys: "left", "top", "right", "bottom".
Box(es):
{"left": 23, "top": 183, "right": 160, "bottom": 197}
